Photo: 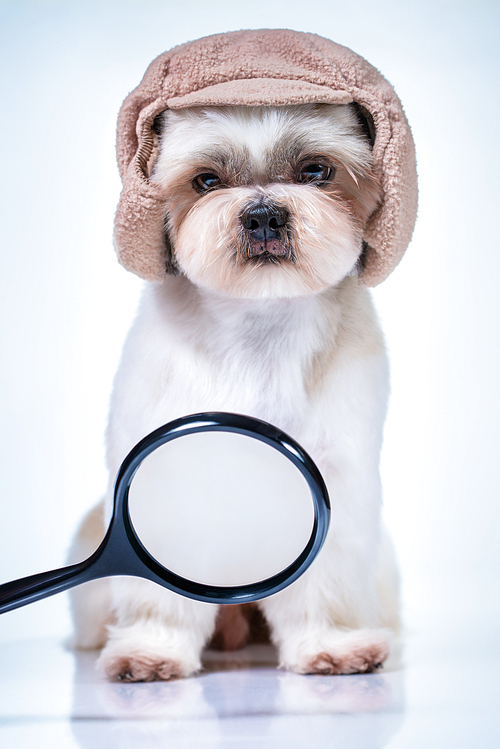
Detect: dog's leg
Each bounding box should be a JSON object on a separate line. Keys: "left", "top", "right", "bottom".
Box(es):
{"left": 260, "top": 476, "right": 397, "bottom": 674}
{"left": 97, "top": 578, "right": 219, "bottom": 681}
{"left": 68, "top": 500, "right": 218, "bottom": 679}
{"left": 259, "top": 459, "right": 397, "bottom": 674}
{"left": 210, "top": 605, "right": 252, "bottom": 651}
{"left": 67, "top": 501, "right": 113, "bottom": 650}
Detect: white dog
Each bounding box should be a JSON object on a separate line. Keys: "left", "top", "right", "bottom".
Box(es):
{"left": 68, "top": 103, "right": 400, "bottom": 681}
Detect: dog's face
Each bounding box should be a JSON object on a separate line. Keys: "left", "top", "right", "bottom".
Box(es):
{"left": 152, "top": 104, "right": 381, "bottom": 299}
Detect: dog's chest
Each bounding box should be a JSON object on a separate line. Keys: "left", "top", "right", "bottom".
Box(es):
{"left": 161, "top": 291, "right": 328, "bottom": 434}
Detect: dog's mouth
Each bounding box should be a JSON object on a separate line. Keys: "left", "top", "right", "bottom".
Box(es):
{"left": 238, "top": 231, "right": 295, "bottom": 265}
{"left": 249, "top": 249, "right": 284, "bottom": 265}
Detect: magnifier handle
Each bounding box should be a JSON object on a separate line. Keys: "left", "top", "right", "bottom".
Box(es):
{"left": 0, "top": 562, "right": 86, "bottom": 615}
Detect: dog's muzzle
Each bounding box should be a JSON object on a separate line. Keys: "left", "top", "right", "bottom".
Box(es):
{"left": 239, "top": 201, "right": 292, "bottom": 262}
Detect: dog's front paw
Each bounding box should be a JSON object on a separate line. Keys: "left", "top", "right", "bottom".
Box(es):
{"left": 282, "top": 628, "right": 392, "bottom": 675}
{"left": 98, "top": 629, "right": 201, "bottom": 682}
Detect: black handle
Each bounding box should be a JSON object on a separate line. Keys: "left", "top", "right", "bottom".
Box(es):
{"left": 0, "top": 525, "right": 148, "bottom": 614}
{"left": 0, "top": 562, "right": 90, "bottom": 614}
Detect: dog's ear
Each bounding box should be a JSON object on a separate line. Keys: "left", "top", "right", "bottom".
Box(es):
{"left": 351, "top": 103, "right": 376, "bottom": 149}
{"left": 150, "top": 113, "right": 180, "bottom": 276}
{"left": 164, "top": 230, "right": 179, "bottom": 275}
{"left": 151, "top": 114, "right": 163, "bottom": 136}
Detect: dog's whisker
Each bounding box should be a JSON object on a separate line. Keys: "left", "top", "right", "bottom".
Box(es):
{"left": 338, "top": 160, "right": 360, "bottom": 187}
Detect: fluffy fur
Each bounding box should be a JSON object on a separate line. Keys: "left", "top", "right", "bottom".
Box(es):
{"left": 68, "top": 103, "right": 400, "bottom": 681}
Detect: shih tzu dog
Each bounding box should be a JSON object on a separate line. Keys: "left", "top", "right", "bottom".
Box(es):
{"left": 68, "top": 100, "right": 402, "bottom": 681}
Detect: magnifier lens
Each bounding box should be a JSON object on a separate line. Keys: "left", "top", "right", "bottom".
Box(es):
{"left": 128, "top": 430, "right": 315, "bottom": 587}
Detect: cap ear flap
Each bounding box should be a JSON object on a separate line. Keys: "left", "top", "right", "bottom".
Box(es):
{"left": 114, "top": 106, "right": 179, "bottom": 282}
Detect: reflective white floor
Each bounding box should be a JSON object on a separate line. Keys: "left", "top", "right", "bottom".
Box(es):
{"left": 0, "top": 633, "right": 498, "bottom": 749}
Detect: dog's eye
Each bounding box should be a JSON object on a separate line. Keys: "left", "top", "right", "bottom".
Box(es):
{"left": 297, "top": 163, "right": 333, "bottom": 184}
{"left": 193, "top": 173, "right": 222, "bottom": 192}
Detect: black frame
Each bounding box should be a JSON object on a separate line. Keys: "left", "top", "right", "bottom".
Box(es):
{"left": 0, "top": 412, "right": 330, "bottom": 614}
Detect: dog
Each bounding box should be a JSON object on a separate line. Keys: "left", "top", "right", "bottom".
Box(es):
{"left": 68, "top": 101, "right": 401, "bottom": 681}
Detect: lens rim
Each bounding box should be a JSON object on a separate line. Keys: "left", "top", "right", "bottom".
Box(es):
{"left": 113, "top": 412, "right": 330, "bottom": 604}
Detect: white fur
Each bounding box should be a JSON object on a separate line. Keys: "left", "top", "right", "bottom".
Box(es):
{"left": 153, "top": 105, "right": 374, "bottom": 186}
{"left": 68, "top": 104, "right": 400, "bottom": 680}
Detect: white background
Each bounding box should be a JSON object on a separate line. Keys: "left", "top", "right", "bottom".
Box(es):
{"left": 0, "top": 0, "right": 498, "bottom": 655}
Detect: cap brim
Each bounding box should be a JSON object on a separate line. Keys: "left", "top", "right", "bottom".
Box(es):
{"left": 167, "top": 78, "right": 353, "bottom": 109}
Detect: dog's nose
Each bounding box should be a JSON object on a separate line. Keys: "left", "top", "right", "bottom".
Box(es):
{"left": 240, "top": 203, "right": 289, "bottom": 241}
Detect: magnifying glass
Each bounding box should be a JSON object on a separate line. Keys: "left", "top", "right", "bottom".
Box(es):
{"left": 0, "top": 412, "right": 330, "bottom": 613}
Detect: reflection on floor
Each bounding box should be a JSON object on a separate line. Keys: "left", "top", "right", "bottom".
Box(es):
{"left": 0, "top": 636, "right": 498, "bottom": 748}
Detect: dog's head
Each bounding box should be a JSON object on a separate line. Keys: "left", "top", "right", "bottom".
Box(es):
{"left": 151, "top": 104, "right": 381, "bottom": 298}
{"left": 113, "top": 31, "right": 417, "bottom": 288}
